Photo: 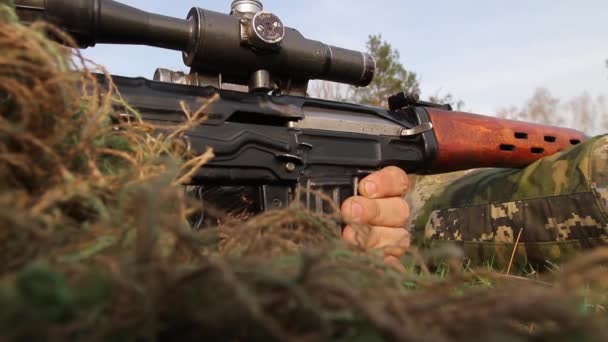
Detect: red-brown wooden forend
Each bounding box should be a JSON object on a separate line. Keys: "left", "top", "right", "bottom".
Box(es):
{"left": 426, "top": 108, "right": 586, "bottom": 172}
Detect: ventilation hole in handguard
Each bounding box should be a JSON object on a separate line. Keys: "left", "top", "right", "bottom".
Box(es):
{"left": 500, "top": 144, "right": 516, "bottom": 152}
{"left": 514, "top": 132, "right": 528, "bottom": 139}
{"left": 531, "top": 147, "right": 545, "bottom": 154}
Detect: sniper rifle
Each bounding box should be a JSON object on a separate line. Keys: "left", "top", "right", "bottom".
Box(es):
{"left": 14, "top": 0, "right": 586, "bottom": 226}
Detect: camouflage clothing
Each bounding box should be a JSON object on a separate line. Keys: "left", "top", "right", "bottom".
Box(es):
{"left": 407, "top": 135, "right": 608, "bottom": 269}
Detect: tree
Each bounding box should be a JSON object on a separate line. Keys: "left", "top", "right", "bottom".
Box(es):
{"left": 496, "top": 88, "right": 608, "bottom": 135}
{"left": 603, "top": 60, "right": 608, "bottom": 131}
{"left": 599, "top": 95, "right": 608, "bottom": 132}
{"left": 523, "top": 87, "right": 562, "bottom": 125}
{"left": 497, "top": 87, "right": 562, "bottom": 126}
{"left": 428, "top": 91, "right": 466, "bottom": 111}
{"left": 495, "top": 60, "right": 608, "bottom": 135}
{"left": 350, "top": 34, "right": 420, "bottom": 107}
{"left": 309, "top": 81, "right": 351, "bottom": 101}
{"left": 496, "top": 105, "right": 521, "bottom": 121}
{"left": 312, "top": 34, "right": 465, "bottom": 109}
{"left": 565, "top": 92, "right": 596, "bottom": 133}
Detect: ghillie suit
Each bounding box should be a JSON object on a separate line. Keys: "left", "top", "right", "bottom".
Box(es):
{"left": 0, "top": 0, "right": 209, "bottom": 273}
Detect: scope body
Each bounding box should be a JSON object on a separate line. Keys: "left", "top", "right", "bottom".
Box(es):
{"left": 14, "top": 0, "right": 375, "bottom": 88}
{"left": 185, "top": 8, "right": 374, "bottom": 87}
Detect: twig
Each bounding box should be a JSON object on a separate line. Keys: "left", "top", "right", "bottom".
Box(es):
{"left": 507, "top": 228, "right": 523, "bottom": 276}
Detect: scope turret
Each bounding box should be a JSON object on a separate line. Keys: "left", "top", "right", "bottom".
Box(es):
{"left": 14, "top": 0, "right": 375, "bottom": 91}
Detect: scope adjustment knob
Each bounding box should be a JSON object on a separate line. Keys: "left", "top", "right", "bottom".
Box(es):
{"left": 246, "top": 11, "right": 285, "bottom": 49}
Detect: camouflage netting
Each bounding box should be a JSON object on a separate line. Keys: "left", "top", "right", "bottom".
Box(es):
{"left": 1, "top": 3, "right": 608, "bottom": 341}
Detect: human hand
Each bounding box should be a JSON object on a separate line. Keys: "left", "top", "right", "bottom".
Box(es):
{"left": 340, "top": 166, "right": 410, "bottom": 271}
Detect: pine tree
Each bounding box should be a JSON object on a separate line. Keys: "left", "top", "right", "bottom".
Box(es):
{"left": 350, "top": 34, "right": 420, "bottom": 107}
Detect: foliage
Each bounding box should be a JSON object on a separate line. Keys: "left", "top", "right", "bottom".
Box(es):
{"left": 497, "top": 87, "right": 608, "bottom": 135}
{"left": 497, "top": 87, "right": 562, "bottom": 125}
{"left": 351, "top": 34, "right": 420, "bottom": 107}
{"left": 496, "top": 58, "right": 608, "bottom": 134}
{"left": 308, "top": 80, "right": 352, "bottom": 102}
{"left": 428, "top": 91, "right": 466, "bottom": 111}
{"left": 312, "top": 35, "right": 465, "bottom": 111}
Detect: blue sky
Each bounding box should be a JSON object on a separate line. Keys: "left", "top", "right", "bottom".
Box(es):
{"left": 85, "top": 0, "right": 608, "bottom": 115}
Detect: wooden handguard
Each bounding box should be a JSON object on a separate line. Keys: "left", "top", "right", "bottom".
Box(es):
{"left": 426, "top": 108, "right": 586, "bottom": 172}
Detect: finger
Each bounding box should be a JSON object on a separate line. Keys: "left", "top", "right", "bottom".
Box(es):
{"left": 358, "top": 166, "right": 409, "bottom": 199}
{"left": 365, "top": 226, "right": 411, "bottom": 251}
{"left": 383, "top": 244, "right": 410, "bottom": 259}
{"left": 343, "top": 225, "right": 410, "bottom": 251}
{"left": 341, "top": 196, "right": 410, "bottom": 227}
{"left": 342, "top": 225, "right": 358, "bottom": 245}
{"left": 384, "top": 256, "right": 407, "bottom": 273}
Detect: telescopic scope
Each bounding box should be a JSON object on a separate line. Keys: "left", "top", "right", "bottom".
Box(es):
{"left": 14, "top": 0, "right": 375, "bottom": 89}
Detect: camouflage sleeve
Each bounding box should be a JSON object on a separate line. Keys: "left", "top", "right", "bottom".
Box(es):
{"left": 406, "top": 134, "right": 608, "bottom": 269}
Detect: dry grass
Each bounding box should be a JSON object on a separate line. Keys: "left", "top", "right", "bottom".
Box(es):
{"left": 1, "top": 4, "right": 608, "bottom": 341}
